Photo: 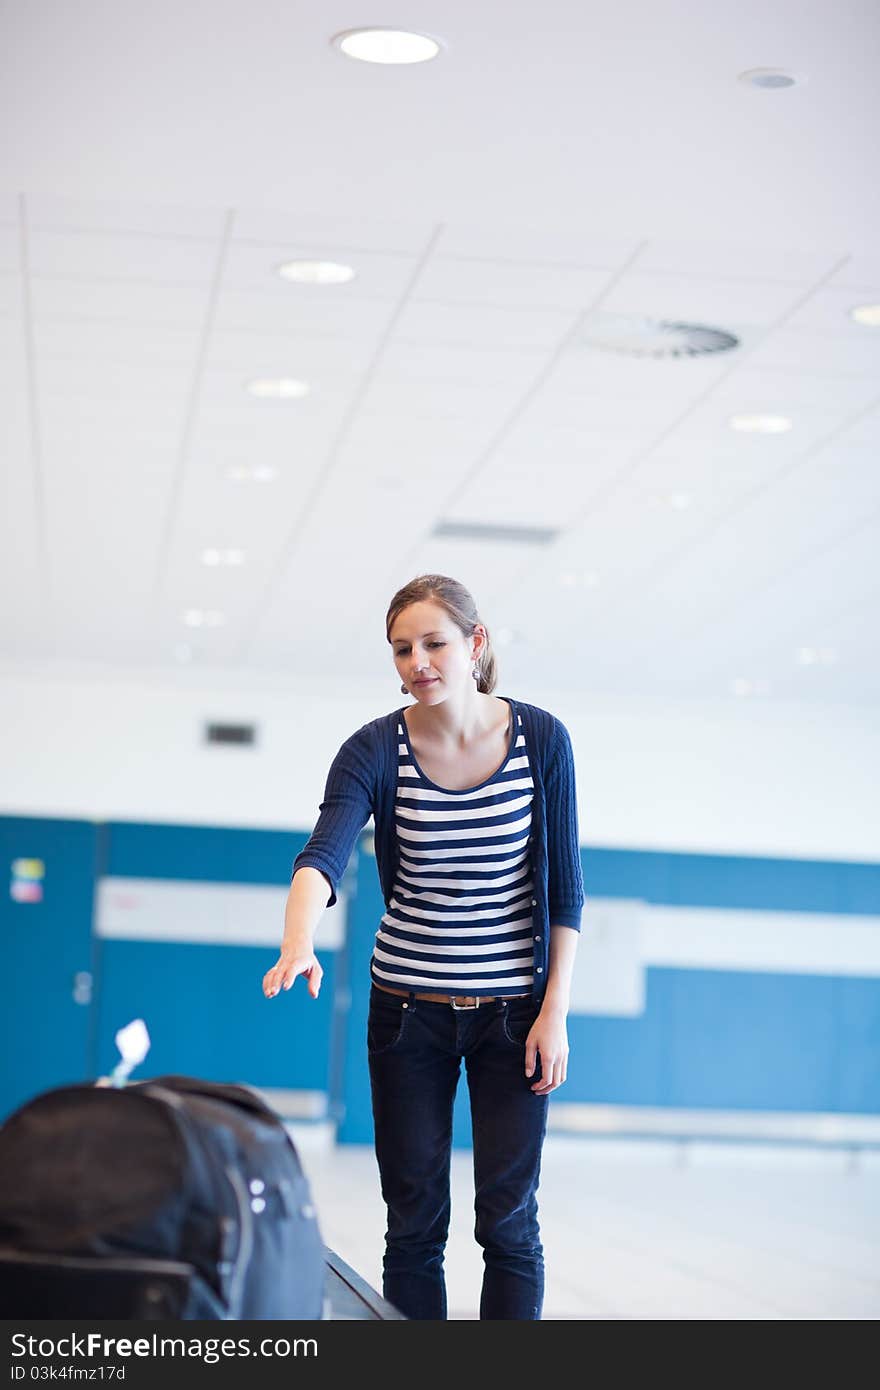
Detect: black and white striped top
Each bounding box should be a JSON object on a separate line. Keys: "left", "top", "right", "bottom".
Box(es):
{"left": 369, "top": 702, "right": 536, "bottom": 996}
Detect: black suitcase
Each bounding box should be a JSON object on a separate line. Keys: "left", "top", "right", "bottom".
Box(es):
{"left": 0, "top": 1074, "right": 325, "bottom": 1320}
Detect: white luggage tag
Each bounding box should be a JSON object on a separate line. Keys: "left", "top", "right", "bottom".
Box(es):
{"left": 95, "top": 1017, "right": 151, "bottom": 1088}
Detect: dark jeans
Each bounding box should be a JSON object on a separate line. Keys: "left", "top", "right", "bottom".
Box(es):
{"left": 367, "top": 982, "right": 549, "bottom": 1320}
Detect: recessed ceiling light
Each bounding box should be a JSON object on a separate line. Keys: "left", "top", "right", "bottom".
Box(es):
{"left": 225, "top": 464, "right": 278, "bottom": 483}
{"left": 278, "top": 260, "right": 355, "bottom": 285}
{"left": 669, "top": 492, "right": 692, "bottom": 510}
{"left": 797, "top": 645, "right": 837, "bottom": 665}
{"left": 183, "top": 609, "right": 226, "bottom": 628}
{"left": 201, "top": 548, "right": 245, "bottom": 567}
{"left": 731, "top": 677, "right": 770, "bottom": 697}
{"left": 729, "top": 414, "right": 792, "bottom": 434}
{"left": 559, "top": 571, "right": 600, "bottom": 588}
{"left": 332, "top": 28, "right": 443, "bottom": 64}
{"left": 850, "top": 304, "right": 880, "bottom": 328}
{"left": 738, "top": 67, "right": 803, "bottom": 89}
{"left": 246, "top": 378, "right": 310, "bottom": 399}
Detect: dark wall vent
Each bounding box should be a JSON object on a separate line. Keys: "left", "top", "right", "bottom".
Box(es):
{"left": 204, "top": 722, "right": 257, "bottom": 747}
{"left": 431, "top": 521, "right": 558, "bottom": 545}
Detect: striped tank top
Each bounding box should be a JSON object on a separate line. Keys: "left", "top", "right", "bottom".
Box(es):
{"left": 369, "top": 700, "right": 536, "bottom": 997}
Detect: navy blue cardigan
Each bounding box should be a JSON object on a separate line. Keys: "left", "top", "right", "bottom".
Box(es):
{"left": 291, "top": 697, "right": 585, "bottom": 1002}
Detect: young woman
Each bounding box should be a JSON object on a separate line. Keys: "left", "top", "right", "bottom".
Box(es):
{"left": 262, "top": 574, "right": 584, "bottom": 1320}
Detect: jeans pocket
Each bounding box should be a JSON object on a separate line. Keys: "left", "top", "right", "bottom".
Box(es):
{"left": 367, "top": 992, "right": 410, "bottom": 1055}
{"left": 501, "top": 1001, "right": 540, "bottom": 1048}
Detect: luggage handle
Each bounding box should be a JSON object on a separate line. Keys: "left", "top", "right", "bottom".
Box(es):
{"left": 137, "top": 1075, "right": 280, "bottom": 1123}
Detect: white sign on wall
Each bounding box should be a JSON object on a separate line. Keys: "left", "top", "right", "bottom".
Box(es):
{"left": 96, "top": 877, "right": 346, "bottom": 951}
{"left": 569, "top": 897, "right": 646, "bottom": 1016}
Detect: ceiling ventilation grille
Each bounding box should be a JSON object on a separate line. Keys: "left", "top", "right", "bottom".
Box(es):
{"left": 430, "top": 521, "right": 559, "bottom": 545}
{"left": 578, "top": 314, "right": 739, "bottom": 359}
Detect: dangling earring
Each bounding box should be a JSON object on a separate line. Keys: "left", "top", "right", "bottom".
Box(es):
{"left": 400, "top": 682, "right": 408, "bottom": 694}
{"left": 472, "top": 664, "right": 480, "bottom": 682}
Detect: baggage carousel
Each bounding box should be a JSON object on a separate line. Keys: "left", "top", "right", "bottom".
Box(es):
{"left": 0, "top": 1247, "right": 406, "bottom": 1320}
{"left": 322, "top": 1248, "right": 406, "bottom": 1319}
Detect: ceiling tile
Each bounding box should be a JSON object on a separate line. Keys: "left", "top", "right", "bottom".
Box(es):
{"left": 232, "top": 209, "right": 436, "bottom": 254}
{"left": 599, "top": 271, "right": 813, "bottom": 325}
{"left": 376, "top": 341, "right": 548, "bottom": 391}
{"left": 391, "top": 300, "right": 578, "bottom": 350}
{"left": 26, "top": 195, "right": 227, "bottom": 239}
{"left": 412, "top": 257, "right": 614, "bottom": 310}
{"left": 635, "top": 240, "right": 843, "bottom": 283}
{"left": 216, "top": 287, "right": 396, "bottom": 338}
{"left": 30, "top": 278, "right": 211, "bottom": 325}
{"left": 0, "top": 228, "right": 18, "bottom": 273}
{"left": 28, "top": 230, "right": 221, "bottom": 284}
{"left": 433, "top": 224, "right": 642, "bottom": 267}
{"left": 744, "top": 329, "right": 880, "bottom": 377}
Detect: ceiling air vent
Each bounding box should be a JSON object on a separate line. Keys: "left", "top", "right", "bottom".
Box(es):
{"left": 578, "top": 314, "right": 739, "bottom": 359}
{"left": 204, "top": 722, "right": 257, "bottom": 747}
{"left": 430, "top": 521, "right": 559, "bottom": 545}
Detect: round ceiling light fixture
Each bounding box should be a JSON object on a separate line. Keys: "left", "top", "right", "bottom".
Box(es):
{"left": 225, "top": 463, "right": 278, "bottom": 483}
{"left": 850, "top": 303, "right": 880, "bottom": 328}
{"left": 246, "top": 378, "right": 310, "bottom": 400}
{"left": 738, "top": 67, "right": 803, "bottom": 90}
{"left": 277, "top": 260, "right": 355, "bottom": 285}
{"left": 579, "top": 315, "right": 739, "bottom": 359}
{"left": 729, "top": 414, "right": 793, "bottom": 434}
{"left": 332, "top": 28, "right": 443, "bottom": 64}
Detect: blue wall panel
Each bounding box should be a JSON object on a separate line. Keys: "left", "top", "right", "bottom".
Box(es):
{"left": 91, "top": 821, "right": 332, "bottom": 1095}
{"left": 0, "top": 816, "right": 99, "bottom": 1119}
{"left": 564, "top": 967, "right": 880, "bottom": 1113}
{"left": 106, "top": 820, "right": 297, "bottom": 884}
{"left": 94, "top": 940, "right": 335, "bottom": 1092}
{"left": 583, "top": 847, "right": 880, "bottom": 914}
{"left": 831, "top": 976, "right": 880, "bottom": 1112}
{"left": 663, "top": 969, "right": 837, "bottom": 1112}
{"left": 4, "top": 811, "right": 878, "bottom": 1138}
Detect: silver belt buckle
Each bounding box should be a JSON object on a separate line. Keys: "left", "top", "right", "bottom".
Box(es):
{"left": 450, "top": 995, "right": 480, "bottom": 1010}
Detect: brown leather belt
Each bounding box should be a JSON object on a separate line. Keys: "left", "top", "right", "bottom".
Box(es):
{"left": 373, "top": 981, "right": 519, "bottom": 1010}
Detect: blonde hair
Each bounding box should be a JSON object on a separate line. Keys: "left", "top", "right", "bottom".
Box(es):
{"left": 385, "top": 574, "right": 498, "bottom": 694}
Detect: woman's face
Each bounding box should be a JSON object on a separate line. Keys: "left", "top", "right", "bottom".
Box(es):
{"left": 389, "top": 600, "right": 481, "bottom": 700}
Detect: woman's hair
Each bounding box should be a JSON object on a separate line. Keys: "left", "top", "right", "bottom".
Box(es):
{"left": 385, "top": 574, "right": 498, "bottom": 694}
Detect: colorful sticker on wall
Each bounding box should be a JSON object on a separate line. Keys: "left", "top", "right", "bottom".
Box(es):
{"left": 10, "top": 858, "right": 45, "bottom": 904}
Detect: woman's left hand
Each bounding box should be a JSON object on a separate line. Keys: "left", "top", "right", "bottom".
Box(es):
{"left": 525, "top": 1005, "right": 569, "bottom": 1094}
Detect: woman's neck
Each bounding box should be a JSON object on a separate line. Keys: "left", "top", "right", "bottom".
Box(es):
{"left": 405, "top": 690, "right": 502, "bottom": 748}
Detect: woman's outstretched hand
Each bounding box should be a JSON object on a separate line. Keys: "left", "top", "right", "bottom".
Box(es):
{"left": 262, "top": 949, "right": 323, "bottom": 1000}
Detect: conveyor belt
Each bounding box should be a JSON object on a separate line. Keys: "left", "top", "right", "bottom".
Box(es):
{"left": 323, "top": 1247, "right": 406, "bottom": 1319}
{"left": 0, "top": 1247, "right": 406, "bottom": 1319}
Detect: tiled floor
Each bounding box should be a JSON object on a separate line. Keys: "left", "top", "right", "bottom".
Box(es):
{"left": 290, "top": 1129, "right": 880, "bottom": 1320}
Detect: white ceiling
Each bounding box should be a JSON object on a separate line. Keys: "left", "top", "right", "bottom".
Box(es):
{"left": 1, "top": 0, "right": 879, "bottom": 706}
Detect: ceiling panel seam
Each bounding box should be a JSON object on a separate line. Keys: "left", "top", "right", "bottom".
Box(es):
{"left": 233, "top": 223, "right": 447, "bottom": 663}
{"left": 532, "top": 253, "right": 856, "bottom": 608}
{"left": 701, "top": 570, "right": 880, "bottom": 693}
{"left": 386, "top": 240, "right": 652, "bottom": 608}
{"left": 151, "top": 208, "right": 236, "bottom": 603}
{"left": 654, "top": 411, "right": 880, "bottom": 647}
